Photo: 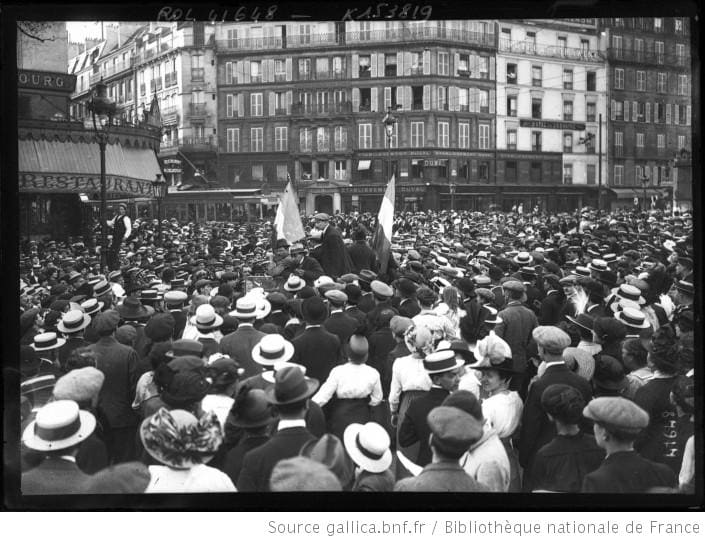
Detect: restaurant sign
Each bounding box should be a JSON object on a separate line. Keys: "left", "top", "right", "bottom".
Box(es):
{"left": 340, "top": 184, "right": 427, "bottom": 195}
{"left": 20, "top": 172, "right": 153, "bottom": 196}
{"left": 519, "top": 119, "right": 586, "bottom": 131}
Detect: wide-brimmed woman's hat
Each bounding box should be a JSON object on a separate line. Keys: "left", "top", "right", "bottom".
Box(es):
{"left": 284, "top": 275, "right": 305, "bottom": 292}
{"left": 57, "top": 309, "right": 91, "bottom": 334}
{"left": 22, "top": 399, "right": 96, "bottom": 452}
{"left": 190, "top": 303, "right": 223, "bottom": 330}
{"left": 31, "top": 331, "right": 67, "bottom": 352}
{"left": 264, "top": 366, "right": 319, "bottom": 405}
{"left": 140, "top": 408, "right": 223, "bottom": 469}
{"left": 230, "top": 386, "right": 278, "bottom": 428}
{"left": 252, "top": 334, "right": 295, "bottom": 367}
{"left": 117, "top": 296, "right": 154, "bottom": 320}
{"left": 343, "top": 422, "right": 392, "bottom": 474}
{"left": 614, "top": 307, "right": 651, "bottom": 330}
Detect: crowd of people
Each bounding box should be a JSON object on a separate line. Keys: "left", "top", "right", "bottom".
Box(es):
{"left": 17, "top": 205, "right": 696, "bottom": 494}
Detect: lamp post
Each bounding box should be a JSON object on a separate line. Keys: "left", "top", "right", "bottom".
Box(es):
{"left": 639, "top": 174, "right": 650, "bottom": 212}
{"left": 151, "top": 173, "right": 167, "bottom": 246}
{"left": 87, "top": 79, "right": 116, "bottom": 272}
{"left": 671, "top": 149, "right": 691, "bottom": 215}
{"left": 449, "top": 181, "right": 456, "bottom": 211}
{"left": 579, "top": 113, "right": 603, "bottom": 214}
{"left": 382, "top": 106, "right": 398, "bottom": 182}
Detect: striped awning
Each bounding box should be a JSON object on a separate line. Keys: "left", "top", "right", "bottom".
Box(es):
{"left": 19, "top": 139, "right": 162, "bottom": 198}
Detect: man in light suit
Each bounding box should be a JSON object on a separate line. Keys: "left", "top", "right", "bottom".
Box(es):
{"left": 220, "top": 297, "right": 267, "bottom": 379}
{"left": 237, "top": 366, "right": 319, "bottom": 492}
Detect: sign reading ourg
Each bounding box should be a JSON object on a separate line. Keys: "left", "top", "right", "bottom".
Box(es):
{"left": 18, "top": 70, "right": 77, "bottom": 92}
{"left": 19, "top": 172, "right": 153, "bottom": 196}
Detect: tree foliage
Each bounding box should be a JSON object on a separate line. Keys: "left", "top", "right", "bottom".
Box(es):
{"left": 17, "top": 22, "right": 59, "bottom": 42}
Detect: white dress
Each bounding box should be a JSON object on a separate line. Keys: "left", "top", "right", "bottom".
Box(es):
{"left": 200, "top": 394, "right": 235, "bottom": 431}
{"left": 481, "top": 391, "right": 523, "bottom": 439}
{"left": 146, "top": 464, "right": 237, "bottom": 493}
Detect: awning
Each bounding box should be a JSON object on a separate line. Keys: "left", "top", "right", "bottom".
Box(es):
{"left": 19, "top": 139, "right": 161, "bottom": 198}
{"left": 357, "top": 160, "right": 371, "bottom": 171}
{"left": 608, "top": 188, "right": 668, "bottom": 199}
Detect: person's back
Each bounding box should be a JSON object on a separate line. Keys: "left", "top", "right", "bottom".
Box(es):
{"left": 529, "top": 433, "right": 604, "bottom": 492}
{"left": 582, "top": 450, "right": 676, "bottom": 493}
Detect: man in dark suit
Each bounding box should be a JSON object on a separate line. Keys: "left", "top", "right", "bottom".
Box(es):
{"left": 583, "top": 279, "right": 609, "bottom": 319}
{"left": 518, "top": 326, "right": 593, "bottom": 477}
{"left": 367, "top": 309, "right": 397, "bottom": 386}
{"left": 323, "top": 290, "right": 359, "bottom": 346}
{"left": 21, "top": 400, "right": 96, "bottom": 494}
{"left": 164, "top": 290, "right": 189, "bottom": 340}
{"left": 56, "top": 309, "right": 91, "bottom": 371}
{"left": 346, "top": 227, "right": 378, "bottom": 274}
{"left": 311, "top": 213, "right": 352, "bottom": 279}
{"left": 87, "top": 310, "right": 140, "bottom": 463}
{"left": 398, "top": 350, "right": 464, "bottom": 467}
{"left": 263, "top": 292, "right": 290, "bottom": 330}
{"left": 538, "top": 274, "right": 567, "bottom": 325}
{"left": 356, "top": 270, "right": 378, "bottom": 314}
{"left": 237, "top": 366, "right": 318, "bottom": 492}
{"left": 393, "top": 278, "right": 421, "bottom": 318}
{"left": 220, "top": 297, "right": 267, "bottom": 378}
{"left": 343, "top": 284, "right": 368, "bottom": 332}
{"left": 582, "top": 396, "right": 677, "bottom": 493}
{"left": 287, "top": 243, "right": 325, "bottom": 287}
{"left": 366, "top": 280, "right": 398, "bottom": 334}
{"left": 395, "top": 406, "right": 488, "bottom": 492}
{"left": 291, "top": 296, "right": 341, "bottom": 383}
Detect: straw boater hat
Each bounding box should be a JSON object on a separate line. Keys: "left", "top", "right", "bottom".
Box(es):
{"left": 284, "top": 275, "right": 305, "bottom": 292}
{"left": 614, "top": 307, "right": 651, "bottom": 330}
{"left": 251, "top": 334, "right": 295, "bottom": 367}
{"left": 22, "top": 400, "right": 96, "bottom": 452}
{"left": 230, "top": 297, "right": 259, "bottom": 319}
{"left": 423, "top": 350, "right": 465, "bottom": 375}
{"left": 513, "top": 251, "right": 533, "bottom": 266}
{"left": 31, "top": 331, "right": 66, "bottom": 352}
{"left": 140, "top": 408, "right": 222, "bottom": 469}
{"left": 57, "top": 309, "right": 91, "bottom": 334}
{"left": 610, "top": 284, "right": 646, "bottom": 306}
{"left": 81, "top": 298, "right": 104, "bottom": 317}
{"left": 190, "top": 303, "right": 223, "bottom": 330}
{"left": 343, "top": 422, "right": 393, "bottom": 474}
{"left": 587, "top": 259, "right": 609, "bottom": 273}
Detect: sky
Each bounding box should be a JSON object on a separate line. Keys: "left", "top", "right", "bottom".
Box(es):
{"left": 66, "top": 21, "right": 105, "bottom": 43}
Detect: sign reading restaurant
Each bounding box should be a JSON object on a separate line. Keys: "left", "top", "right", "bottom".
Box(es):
{"left": 19, "top": 172, "right": 153, "bottom": 196}
{"left": 519, "top": 119, "right": 586, "bottom": 131}
{"left": 18, "top": 70, "right": 77, "bottom": 92}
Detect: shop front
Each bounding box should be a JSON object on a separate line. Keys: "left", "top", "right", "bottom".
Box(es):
{"left": 340, "top": 183, "right": 434, "bottom": 213}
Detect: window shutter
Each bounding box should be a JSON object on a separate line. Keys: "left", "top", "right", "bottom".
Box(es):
{"left": 654, "top": 102, "right": 659, "bottom": 122}
{"left": 623, "top": 100, "right": 629, "bottom": 120}
{"left": 666, "top": 103, "right": 671, "bottom": 124}
{"left": 226, "top": 94, "right": 233, "bottom": 117}
{"left": 352, "top": 88, "right": 360, "bottom": 112}
{"left": 646, "top": 102, "right": 650, "bottom": 123}
{"left": 267, "top": 59, "right": 275, "bottom": 83}
{"left": 632, "top": 101, "right": 638, "bottom": 122}
{"left": 371, "top": 87, "right": 378, "bottom": 112}
{"left": 269, "top": 92, "right": 275, "bottom": 116}
{"left": 396, "top": 87, "right": 403, "bottom": 109}
{"left": 352, "top": 53, "right": 359, "bottom": 79}
{"left": 286, "top": 91, "right": 292, "bottom": 114}
{"left": 243, "top": 60, "right": 251, "bottom": 83}
{"left": 490, "top": 56, "right": 496, "bottom": 80}
{"left": 404, "top": 52, "right": 412, "bottom": 76}
{"left": 237, "top": 94, "right": 244, "bottom": 117}
{"left": 469, "top": 54, "right": 478, "bottom": 77}
{"left": 686, "top": 105, "right": 691, "bottom": 125}
{"left": 674, "top": 105, "right": 679, "bottom": 124}
{"left": 236, "top": 61, "right": 243, "bottom": 84}
{"left": 378, "top": 54, "right": 384, "bottom": 78}
{"left": 611, "top": 99, "right": 616, "bottom": 121}
{"left": 469, "top": 87, "right": 478, "bottom": 112}
{"left": 449, "top": 86, "right": 459, "bottom": 112}
{"left": 454, "top": 53, "right": 460, "bottom": 76}
{"left": 397, "top": 52, "right": 404, "bottom": 76}
{"left": 285, "top": 58, "right": 292, "bottom": 81}
{"left": 225, "top": 62, "right": 233, "bottom": 84}
{"left": 384, "top": 87, "right": 391, "bottom": 109}
{"left": 370, "top": 54, "right": 378, "bottom": 78}
{"left": 405, "top": 86, "right": 412, "bottom": 110}
{"left": 423, "top": 50, "right": 431, "bottom": 75}
{"left": 430, "top": 85, "right": 437, "bottom": 110}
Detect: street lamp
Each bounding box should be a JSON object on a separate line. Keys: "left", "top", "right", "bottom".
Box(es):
{"left": 87, "top": 79, "right": 116, "bottom": 272}
{"left": 449, "top": 181, "right": 457, "bottom": 211}
{"left": 670, "top": 149, "right": 691, "bottom": 215}
{"left": 151, "top": 173, "right": 167, "bottom": 246}
{"left": 639, "top": 173, "right": 650, "bottom": 212}
{"left": 382, "top": 106, "right": 398, "bottom": 182}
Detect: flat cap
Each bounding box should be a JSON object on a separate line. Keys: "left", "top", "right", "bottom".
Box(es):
{"left": 167, "top": 339, "right": 204, "bottom": 358}
{"left": 358, "top": 269, "right": 378, "bottom": 283}
{"left": 390, "top": 315, "right": 413, "bottom": 336}
{"left": 52, "top": 367, "right": 105, "bottom": 403}
{"left": 339, "top": 273, "right": 360, "bottom": 284}
{"left": 502, "top": 280, "right": 526, "bottom": 293}
{"left": 313, "top": 212, "right": 331, "bottom": 221}
{"left": 370, "top": 280, "right": 393, "bottom": 298}
{"left": 93, "top": 310, "right": 120, "bottom": 334}
{"left": 325, "top": 289, "right": 348, "bottom": 305}
{"left": 473, "top": 275, "right": 492, "bottom": 287}
{"left": 583, "top": 396, "right": 649, "bottom": 433}
{"left": 532, "top": 326, "right": 571, "bottom": 354}
{"left": 427, "top": 406, "right": 483, "bottom": 455}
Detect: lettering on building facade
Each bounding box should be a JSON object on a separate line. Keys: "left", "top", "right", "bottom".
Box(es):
{"left": 19, "top": 172, "right": 152, "bottom": 196}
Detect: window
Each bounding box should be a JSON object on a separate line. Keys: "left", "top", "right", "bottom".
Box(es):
{"left": 385, "top": 53, "right": 397, "bottom": 77}
{"left": 612, "top": 35, "right": 623, "bottom": 59}
{"left": 478, "top": 161, "right": 489, "bottom": 182}
{"left": 411, "top": 121, "right": 424, "bottom": 147}
{"left": 274, "top": 92, "right": 286, "bottom": 114}
{"left": 409, "top": 51, "right": 422, "bottom": 74}
{"left": 586, "top": 101, "right": 596, "bottom": 122}
{"left": 334, "top": 160, "right": 347, "bottom": 180}
{"left": 358, "top": 123, "right": 372, "bottom": 149}
{"left": 251, "top": 127, "right": 263, "bottom": 152}
{"left": 316, "top": 57, "right": 329, "bottom": 78}
{"left": 526, "top": 31, "right": 537, "bottom": 53}
{"left": 530, "top": 162, "right": 542, "bottom": 184}
{"left": 300, "top": 127, "right": 312, "bottom": 152}
{"left": 676, "top": 44, "right": 686, "bottom": 66}
{"left": 563, "top": 164, "right": 573, "bottom": 184}
{"left": 275, "top": 59, "right": 286, "bottom": 81}
{"left": 506, "top": 161, "right": 517, "bottom": 182}
{"left": 459, "top": 122, "right": 470, "bottom": 149}
{"left": 558, "top": 36, "right": 567, "bottom": 53}
{"left": 299, "top": 24, "right": 312, "bottom": 44}
{"left": 506, "top": 63, "right": 517, "bottom": 84}
{"left": 332, "top": 56, "right": 344, "bottom": 77}
{"left": 412, "top": 86, "right": 423, "bottom": 110}
{"left": 275, "top": 126, "right": 288, "bottom": 151}
{"left": 614, "top": 101, "right": 623, "bottom": 121}
{"left": 478, "top": 90, "right": 489, "bottom": 113}
{"left": 317, "top": 160, "right": 328, "bottom": 179}
{"left": 359, "top": 55, "right": 371, "bottom": 78}
{"left": 226, "top": 128, "right": 239, "bottom": 152}
{"left": 580, "top": 39, "right": 590, "bottom": 54}
{"left": 531, "top": 98, "right": 542, "bottom": 119}
{"left": 250, "top": 93, "right": 263, "bottom": 117}
{"left": 225, "top": 62, "right": 234, "bottom": 84}
{"left": 678, "top": 75, "right": 688, "bottom": 96}
{"left": 563, "top": 100, "right": 573, "bottom": 121}
{"left": 457, "top": 53, "right": 469, "bottom": 75}
{"left": 615, "top": 68, "right": 624, "bottom": 89}
{"left": 250, "top": 60, "right": 262, "bottom": 82}
{"left": 634, "top": 38, "right": 644, "bottom": 61}
{"left": 334, "top": 126, "right": 347, "bottom": 150}
{"left": 437, "top": 52, "right": 449, "bottom": 76}
{"left": 563, "top": 69, "right": 573, "bottom": 90}
{"left": 657, "top": 134, "right": 665, "bottom": 149}
{"left": 631, "top": 71, "right": 645, "bottom": 93}
{"left": 506, "top": 95, "right": 517, "bottom": 117}
{"left": 614, "top": 18, "right": 624, "bottom": 27}
{"left": 252, "top": 164, "right": 263, "bottom": 182}
{"left": 563, "top": 132, "right": 573, "bottom": 153}
{"left": 226, "top": 94, "right": 237, "bottom": 117}
{"left": 277, "top": 164, "right": 288, "bottom": 182}
{"left": 411, "top": 159, "right": 424, "bottom": 179}
{"left": 478, "top": 124, "right": 490, "bottom": 149}
{"left": 298, "top": 58, "right": 311, "bottom": 79}
{"left": 457, "top": 88, "right": 469, "bottom": 111}
{"left": 636, "top": 133, "right": 644, "bottom": 148}
{"left": 316, "top": 90, "right": 328, "bottom": 113}
{"left": 614, "top": 165, "right": 624, "bottom": 186}
{"left": 655, "top": 41, "right": 664, "bottom": 64}
{"left": 506, "top": 129, "right": 517, "bottom": 150}
{"left": 359, "top": 88, "right": 371, "bottom": 112}
{"left": 615, "top": 131, "right": 623, "bottom": 157}
{"left": 316, "top": 127, "right": 329, "bottom": 151}
{"left": 532, "top": 65, "right": 542, "bottom": 87}
{"left": 675, "top": 18, "right": 684, "bottom": 34}
{"left": 532, "top": 131, "right": 542, "bottom": 152}
{"left": 654, "top": 18, "right": 663, "bottom": 32}
{"left": 437, "top": 86, "right": 447, "bottom": 110}
{"left": 586, "top": 71, "right": 596, "bottom": 91}
{"left": 666, "top": 103, "right": 671, "bottom": 124}
{"left": 437, "top": 121, "right": 449, "bottom": 147}
{"left": 301, "top": 160, "right": 312, "bottom": 180}
{"left": 478, "top": 56, "right": 489, "bottom": 79}
{"left": 586, "top": 164, "right": 596, "bottom": 185}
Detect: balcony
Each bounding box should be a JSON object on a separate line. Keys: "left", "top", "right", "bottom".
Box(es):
{"left": 191, "top": 68, "right": 205, "bottom": 82}
{"left": 274, "top": 73, "right": 287, "bottom": 82}
{"left": 188, "top": 102, "right": 207, "bottom": 117}
{"left": 180, "top": 136, "right": 216, "bottom": 153}
{"left": 292, "top": 101, "right": 351, "bottom": 116}
{"left": 499, "top": 39, "right": 604, "bottom": 62}
{"left": 161, "top": 105, "right": 179, "bottom": 125}
{"left": 217, "top": 36, "right": 284, "bottom": 51}
{"left": 103, "top": 58, "right": 134, "bottom": 78}
{"left": 275, "top": 108, "right": 288, "bottom": 116}
{"left": 164, "top": 72, "right": 177, "bottom": 87}
{"left": 606, "top": 48, "right": 679, "bottom": 66}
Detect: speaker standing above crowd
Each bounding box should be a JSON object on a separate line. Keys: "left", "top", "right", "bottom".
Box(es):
{"left": 18, "top": 206, "right": 696, "bottom": 494}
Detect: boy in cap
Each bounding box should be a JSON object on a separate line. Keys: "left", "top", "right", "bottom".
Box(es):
{"left": 581, "top": 397, "right": 677, "bottom": 493}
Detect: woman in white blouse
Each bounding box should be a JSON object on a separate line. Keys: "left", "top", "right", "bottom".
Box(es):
{"left": 312, "top": 334, "right": 383, "bottom": 440}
